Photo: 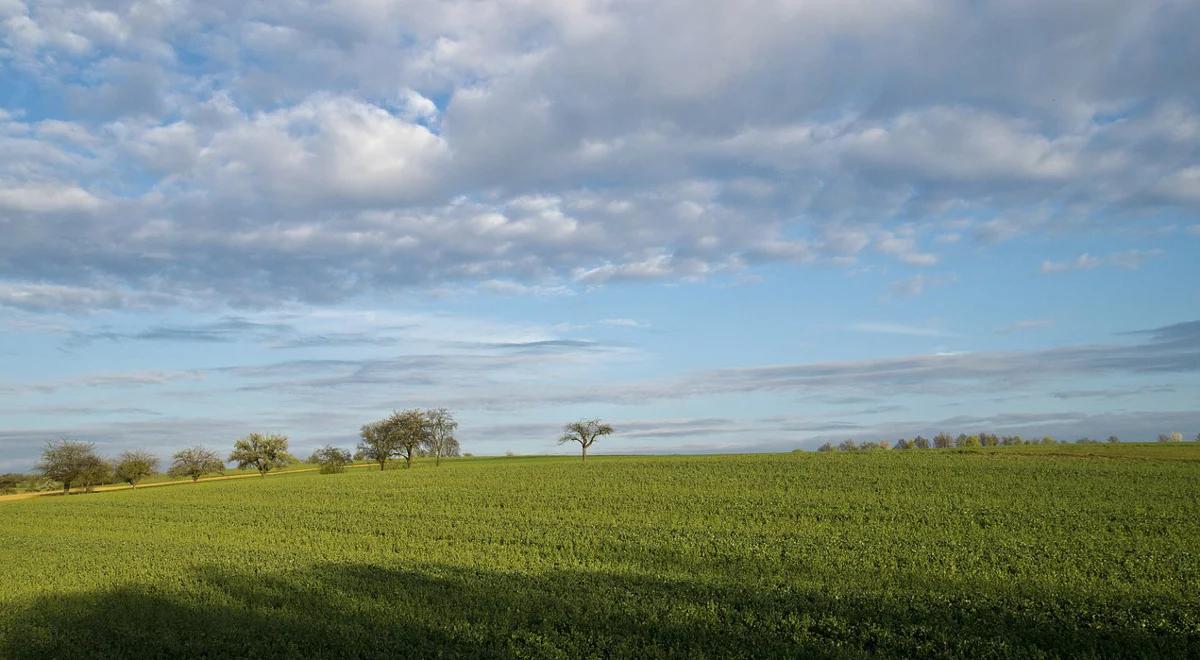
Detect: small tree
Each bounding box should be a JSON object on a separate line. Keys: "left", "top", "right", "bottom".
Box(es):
{"left": 913, "top": 435, "right": 930, "bottom": 449}
{"left": 1106, "top": 435, "right": 1120, "bottom": 444}
{"left": 1041, "top": 435, "right": 1056, "bottom": 445}
{"left": 229, "top": 433, "right": 290, "bottom": 477}
{"left": 559, "top": 419, "right": 614, "bottom": 462}
{"left": 313, "top": 445, "right": 352, "bottom": 474}
{"left": 168, "top": 447, "right": 225, "bottom": 482}
{"left": 114, "top": 451, "right": 159, "bottom": 488}
{"left": 894, "top": 438, "right": 912, "bottom": 450}
{"left": 423, "top": 408, "right": 461, "bottom": 467}
{"left": 816, "top": 442, "right": 834, "bottom": 452}
{"left": 36, "top": 439, "right": 103, "bottom": 494}
{"left": 932, "top": 433, "right": 953, "bottom": 449}
{"left": 1158, "top": 432, "right": 1184, "bottom": 443}
{"left": 838, "top": 439, "right": 858, "bottom": 452}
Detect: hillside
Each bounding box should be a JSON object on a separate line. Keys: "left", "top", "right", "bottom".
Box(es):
{"left": 1, "top": 446, "right": 1198, "bottom": 658}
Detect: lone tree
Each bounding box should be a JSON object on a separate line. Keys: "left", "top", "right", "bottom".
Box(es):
{"left": 36, "top": 439, "right": 103, "bottom": 494}
{"left": 114, "top": 451, "right": 159, "bottom": 488}
{"left": 168, "top": 447, "right": 225, "bottom": 482}
{"left": 313, "top": 445, "right": 352, "bottom": 474}
{"left": 229, "top": 433, "right": 291, "bottom": 477}
{"left": 423, "top": 408, "right": 460, "bottom": 467}
{"left": 558, "top": 419, "right": 613, "bottom": 462}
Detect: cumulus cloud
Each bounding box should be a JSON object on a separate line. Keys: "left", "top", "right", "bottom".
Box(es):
{"left": 0, "top": 0, "right": 1196, "bottom": 309}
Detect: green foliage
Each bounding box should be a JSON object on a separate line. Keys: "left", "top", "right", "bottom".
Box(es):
{"left": 168, "top": 447, "right": 225, "bottom": 482}
{"left": 229, "top": 433, "right": 291, "bottom": 476}
{"left": 0, "top": 473, "right": 24, "bottom": 494}
{"left": 312, "top": 446, "right": 352, "bottom": 474}
{"left": 1, "top": 446, "right": 1197, "bottom": 657}
{"left": 114, "top": 451, "right": 159, "bottom": 487}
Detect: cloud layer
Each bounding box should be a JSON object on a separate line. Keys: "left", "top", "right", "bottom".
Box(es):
{"left": 2, "top": 0, "right": 1198, "bottom": 308}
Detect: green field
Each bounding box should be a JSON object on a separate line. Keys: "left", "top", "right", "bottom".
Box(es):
{"left": 1, "top": 445, "right": 1198, "bottom": 658}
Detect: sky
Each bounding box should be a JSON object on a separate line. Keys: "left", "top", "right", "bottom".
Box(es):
{"left": 1, "top": 0, "right": 1198, "bottom": 470}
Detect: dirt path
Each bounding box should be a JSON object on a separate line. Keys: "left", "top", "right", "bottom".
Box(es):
{"left": 0, "top": 463, "right": 377, "bottom": 504}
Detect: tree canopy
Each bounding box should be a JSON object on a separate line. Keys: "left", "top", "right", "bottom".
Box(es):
{"left": 229, "top": 433, "right": 291, "bottom": 477}
{"left": 558, "top": 419, "right": 614, "bottom": 462}
{"left": 168, "top": 447, "right": 225, "bottom": 482}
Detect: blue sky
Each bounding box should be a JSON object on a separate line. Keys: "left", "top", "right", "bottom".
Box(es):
{"left": 1, "top": 0, "right": 1198, "bottom": 470}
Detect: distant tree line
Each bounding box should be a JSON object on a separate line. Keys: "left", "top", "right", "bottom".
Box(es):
{"left": 816, "top": 431, "right": 1199, "bottom": 452}
{"left": 17, "top": 408, "right": 478, "bottom": 494}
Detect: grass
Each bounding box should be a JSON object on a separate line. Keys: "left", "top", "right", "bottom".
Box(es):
{"left": 0, "top": 445, "right": 1197, "bottom": 658}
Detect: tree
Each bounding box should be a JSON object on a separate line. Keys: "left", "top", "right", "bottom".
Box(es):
{"left": 1106, "top": 435, "right": 1120, "bottom": 444}
{"left": 229, "top": 433, "right": 291, "bottom": 477}
{"left": 913, "top": 435, "right": 930, "bottom": 449}
{"left": 312, "top": 445, "right": 352, "bottom": 474}
{"left": 816, "top": 442, "right": 834, "bottom": 452}
{"left": 933, "top": 433, "right": 953, "bottom": 449}
{"left": 423, "top": 408, "right": 461, "bottom": 467}
{"left": 894, "top": 438, "right": 913, "bottom": 450}
{"left": 359, "top": 420, "right": 399, "bottom": 471}
{"left": 0, "top": 473, "right": 24, "bottom": 494}
{"left": 168, "top": 447, "right": 225, "bottom": 482}
{"left": 1158, "top": 432, "right": 1183, "bottom": 443}
{"left": 838, "top": 439, "right": 858, "bottom": 452}
{"left": 390, "top": 409, "right": 429, "bottom": 469}
{"left": 36, "top": 440, "right": 103, "bottom": 494}
{"left": 114, "top": 451, "right": 159, "bottom": 488}
{"left": 558, "top": 418, "right": 614, "bottom": 462}
{"left": 1041, "top": 435, "right": 1056, "bottom": 445}
{"left": 78, "top": 456, "right": 113, "bottom": 493}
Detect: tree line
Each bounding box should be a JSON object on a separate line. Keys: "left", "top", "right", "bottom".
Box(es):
{"left": 4, "top": 412, "right": 618, "bottom": 495}
{"left": 817, "top": 431, "right": 1200, "bottom": 452}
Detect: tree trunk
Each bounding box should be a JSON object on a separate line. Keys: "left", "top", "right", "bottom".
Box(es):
{"left": 379, "top": 459, "right": 386, "bottom": 471}
{"left": 581, "top": 443, "right": 587, "bottom": 463}
{"left": 62, "top": 482, "right": 70, "bottom": 495}
{"left": 435, "top": 452, "right": 441, "bottom": 467}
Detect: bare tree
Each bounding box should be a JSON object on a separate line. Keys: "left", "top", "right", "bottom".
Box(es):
{"left": 168, "top": 447, "right": 225, "bottom": 482}
{"left": 423, "top": 408, "right": 460, "bottom": 467}
{"left": 558, "top": 419, "right": 613, "bottom": 462}
{"left": 36, "top": 440, "right": 102, "bottom": 494}
{"left": 391, "top": 409, "right": 429, "bottom": 469}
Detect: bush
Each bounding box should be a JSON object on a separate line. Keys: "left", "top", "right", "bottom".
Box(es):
{"left": 313, "top": 446, "right": 352, "bottom": 474}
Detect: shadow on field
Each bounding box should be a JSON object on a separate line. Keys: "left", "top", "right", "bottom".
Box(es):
{"left": 1, "top": 562, "right": 1193, "bottom": 658}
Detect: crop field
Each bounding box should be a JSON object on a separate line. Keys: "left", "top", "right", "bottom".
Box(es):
{"left": 0, "top": 444, "right": 1197, "bottom": 658}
